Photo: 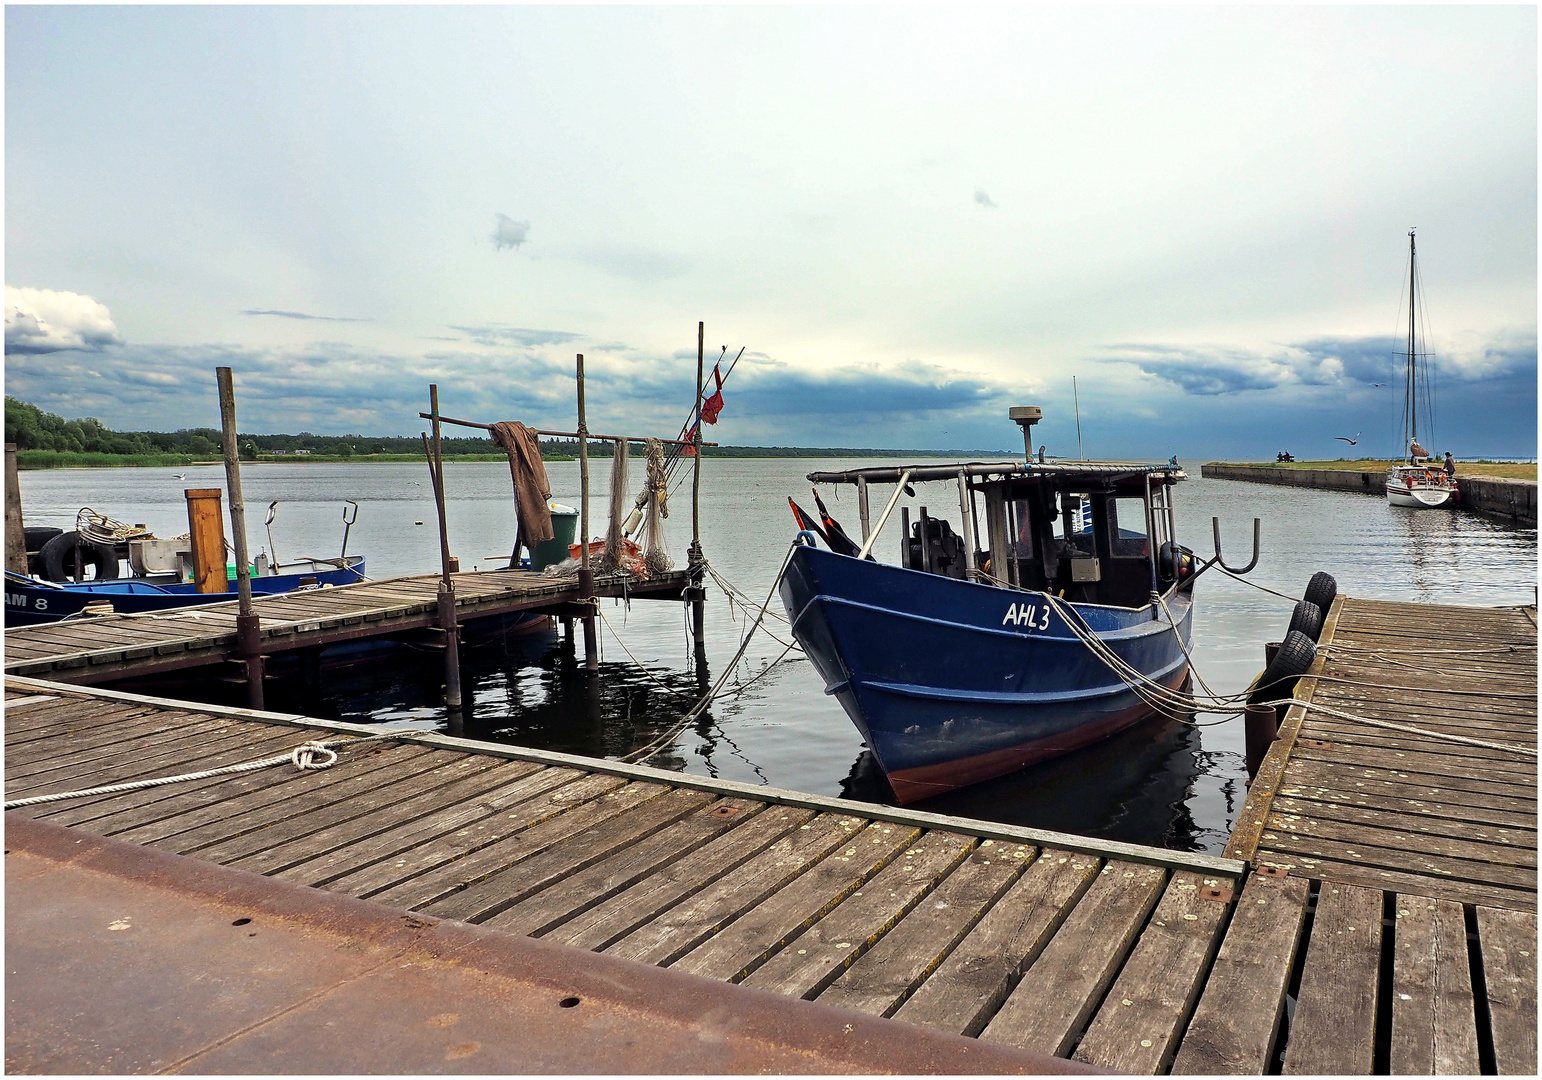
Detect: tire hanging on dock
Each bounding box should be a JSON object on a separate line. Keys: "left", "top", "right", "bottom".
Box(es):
{"left": 1286, "top": 599, "right": 1324, "bottom": 643}
{"left": 1303, "top": 571, "right": 1337, "bottom": 614}
{"left": 1247, "top": 629, "right": 1316, "bottom": 705}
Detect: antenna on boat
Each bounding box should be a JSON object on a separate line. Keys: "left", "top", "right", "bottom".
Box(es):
{"left": 1009, "top": 406, "right": 1042, "bottom": 461}
{"left": 1073, "top": 377, "right": 1084, "bottom": 460}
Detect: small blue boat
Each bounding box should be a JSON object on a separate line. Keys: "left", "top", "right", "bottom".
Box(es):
{"left": 780, "top": 408, "right": 1201, "bottom": 803}
{"left": 5, "top": 557, "right": 367, "bottom": 627}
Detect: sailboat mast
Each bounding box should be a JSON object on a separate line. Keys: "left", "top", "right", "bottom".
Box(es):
{"left": 1407, "top": 229, "right": 1418, "bottom": 449}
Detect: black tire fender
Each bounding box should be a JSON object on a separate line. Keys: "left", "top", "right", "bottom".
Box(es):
{"left": 1287, "top": 599, "right": 1323, "bottom": 643}
{"left": 40, "top": 531, "right": 121, "bottom": 582}
{"left": 1303, "top": 571, "right": 1337, "bottom": 614}
{"left": 1248, "top": 629, "right": 1316, "bottom": 705}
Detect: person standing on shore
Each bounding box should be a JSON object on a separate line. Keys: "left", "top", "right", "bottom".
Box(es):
{"left": 1444, "top": 451, "right": 1456, "bottom": 478}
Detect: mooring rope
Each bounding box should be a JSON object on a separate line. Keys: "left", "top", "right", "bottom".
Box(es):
{"left": 3, "top": 730, "right": 410, "bottom": 810}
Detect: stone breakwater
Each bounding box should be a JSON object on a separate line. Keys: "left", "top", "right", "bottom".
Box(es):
{"left": 1200, "top": 463, "right": 1537, "bottom": 527}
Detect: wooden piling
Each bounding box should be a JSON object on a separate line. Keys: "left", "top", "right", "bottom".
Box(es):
{"left": 215, "top": 368, "right": 263, "bottom": 709}
{"left": 5, "top": 443, "right": 25, "bottom": 575}
{"left": 429, "top": 385, "right": 463, "bottom": 709}
{"left": 183, "top": 489, "right": 229, "bottom": 594}
{"left": 576, "top": 355, "right": 598, "bottom": 670}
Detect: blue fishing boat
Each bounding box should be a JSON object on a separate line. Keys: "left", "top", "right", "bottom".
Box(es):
{"left": 5, "top": 556, "right": 367, "bottom": 627}
{"left": 780, "top": 407, "right": 1209, "bottom": 803}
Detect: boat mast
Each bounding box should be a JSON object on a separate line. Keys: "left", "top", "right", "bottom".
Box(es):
{"left": 1404, "top": 229, "right": 1418, "bottom": 455}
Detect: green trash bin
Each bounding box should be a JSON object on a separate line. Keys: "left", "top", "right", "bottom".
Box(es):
{"left": 529, "top": 502, "right": 579, "bottom": 571}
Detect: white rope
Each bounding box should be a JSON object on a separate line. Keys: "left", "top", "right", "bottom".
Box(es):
{"left": 621, "top": 540, "right": 801, "bottom": 764}
{"left": 4, "top": 731, "right": 405, "bottom": 810}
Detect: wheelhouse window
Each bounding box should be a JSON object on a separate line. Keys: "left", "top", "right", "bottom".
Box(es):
{"left": 1108, "top": 497, "right": 1149, "bottom": 559}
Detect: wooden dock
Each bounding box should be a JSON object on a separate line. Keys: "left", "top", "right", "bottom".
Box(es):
{"left": 4, "top": 595, "right": 1536, "bottom": 1074}
{"left": 3, "top": 567, "right": 689, "bottom": 685}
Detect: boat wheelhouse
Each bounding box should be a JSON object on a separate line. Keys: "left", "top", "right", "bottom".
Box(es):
{"left": 780, "top": 417, "right": 1202, "bottom": 803}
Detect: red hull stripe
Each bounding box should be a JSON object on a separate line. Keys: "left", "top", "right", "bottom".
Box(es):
{"left": 886, "top": 664, "right": 1192, "bottom": 804}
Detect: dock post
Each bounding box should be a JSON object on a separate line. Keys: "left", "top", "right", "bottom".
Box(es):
{"left": 429, "top": 384, "right": 463, "bottom": 709}
{"left": 1244, "top": 703, "right": 1278, "bottom": 782}
{"left": 5, "top": 443, "right": 25, "bottom": 574}
{"left": 687, "top": 321, "right": 707, "bottom": 665}
{"left": 576, "top": 355, "right": 598, "bottom": 670}
{"left": 216, "top": 367, "right": 264, "bottom": 710}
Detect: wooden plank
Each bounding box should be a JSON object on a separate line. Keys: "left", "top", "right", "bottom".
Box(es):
{"left": 1289, "top": 741, "right": 1537, "bottom": 787}
{"left": 271, "top": 762, "right": 569, "bottom": 886}
{"left": 0, "top": 693, "right": 60, "bottom": 709}
{"left": 729, "top": 830, "right": 978, "bottom": 997}
{"left": 1169, "top": 871, "right": 1310, "bottom": 1075}
{"left": 1072, "top": 871, "right": 1233, "bottom": 1074}
{"left": 1475, "top": 906, "right": 1538, "bottom": 1076}
{"left": 1266, "top": 855, "right": 1535, "bottom": 913}
{"left": 5, "top": 723, "right": 300, "bottom": 800}
{"left": 420, "top": 786, "right": 716, "bottom": 923}
{"left": 979, "top": 861, "right": 1168, "bottom": 1056}
{"left": 1269, "top": 802, "right": 1536, "bottom": 857}
{"left": 162, "top": 751, "right": 501, "bottom": 860}
{"left": 668, "top": 821, "right": 932, "bottom": 983}
{"left": 5, "top": 699, "right": 168, "bottom": 743}
{"left": 481, "top": 798, "right": 766, "bottom": 938}
{"left": 44, "top": 742, "right": 437, "bottom": 832}
{"left": 6, "top": 712, "right": 251, "bottom": 778}
{"left": 1391, "top": 895, "right": 1480, "bottom": 1074}
{"left": 323, "top": 771, "right": 626, "bottom": 900}
{"left": 222, "top": 758, "right": 558, "bottom": 875}
{"left": 1279, "top": 882, "right": 1382, "bottom": 1074}
{"left": 1270, "top": 808, "right": 1535, "bottom": 870}
{"left": 1298, "top": 720, "right": 1537, "bottom": 766}
{"left": 1261, "top": 827, "right": 1537, "bottom": 891}
{"left": 364, "top": 779, "right": 669, "bottom": 912}
{"left": 1280, "top": 760, "right": 1535, "bottom": 815}
{"left": 603, "top": 813, "right": 869, "bottom": 967}
{"left": 542, "top": 804, "right": 816, "bottom": 951}
{"left": 814, "top": 839, "right": 1035, "bottom": 1018}
{"left": 891, "top": 849, "right": 1101, "bottom": 1036}
{"left": 1275, "top": 784, "right": 1538, "bottom": 831}
{"left": 1283, "top": 758, "right": 1536, "bottom": 804}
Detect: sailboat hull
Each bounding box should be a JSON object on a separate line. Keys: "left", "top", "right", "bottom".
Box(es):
{"left": 1386, "top": 469, "right": 1458, "bottom": 510}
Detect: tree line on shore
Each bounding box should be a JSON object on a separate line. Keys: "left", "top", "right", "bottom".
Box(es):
{"left": 5, "top": 397, "right": 995, "bottom": 463}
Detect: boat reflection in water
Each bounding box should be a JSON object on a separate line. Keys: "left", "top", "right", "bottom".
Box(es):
{"left": 840, "top": 707, "right": 1237, "bottom": 853}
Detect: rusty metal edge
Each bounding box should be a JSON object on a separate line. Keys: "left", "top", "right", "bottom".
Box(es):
{"left": 3, "top": 673, "right": 1245, "bottom": 877}
{"left": 1221, "top": 592, "right": 1344, "bottom": 863}
{"left": 4, "top": 813, "right": 1104, "bottom": 1075}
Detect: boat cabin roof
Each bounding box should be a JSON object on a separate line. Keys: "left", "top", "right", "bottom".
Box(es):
{"left": 806, "top": 459, "right": 1186, "bottom": 487}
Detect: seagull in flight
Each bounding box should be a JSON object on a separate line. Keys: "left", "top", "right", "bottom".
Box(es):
{"left": 172, "top": 472, "right": 187, "bottom": 479}
{"left": 1334, "top": 432, "right": 1361, "bottom": 446}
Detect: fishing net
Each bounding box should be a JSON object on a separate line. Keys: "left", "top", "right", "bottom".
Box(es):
{"left": 642, "top": 437, "right": 672, "bottom": 574}
{"left": 597, "top": 438, "right": 629, "bottom": 574}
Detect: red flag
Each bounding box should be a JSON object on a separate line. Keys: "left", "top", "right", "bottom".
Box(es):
{"left": 682, "top": 422, "right": 698, "bottom": 456}
{"left": 701, "top": 364, "right": 725, "bottom": 424}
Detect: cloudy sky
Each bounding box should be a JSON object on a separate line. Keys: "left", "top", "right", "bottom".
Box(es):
{"left": 5, "top": 6, "right": 1536, "bottom": 458}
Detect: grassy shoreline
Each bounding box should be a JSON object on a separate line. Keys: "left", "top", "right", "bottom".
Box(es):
{"left": 1208, "top": 459, "right": 1536, "bottom": 481}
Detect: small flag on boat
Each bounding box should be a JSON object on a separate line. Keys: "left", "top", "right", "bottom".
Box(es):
{"left": 788, "top": 498, "right": 831, "bottom": 547}
{"left": 812, "top": 489, "right": 862, "bottom": 558}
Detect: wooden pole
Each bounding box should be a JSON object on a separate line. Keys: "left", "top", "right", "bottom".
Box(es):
{"left": 5, "top": 444, "right": 26, "bottom": 575}
{"left": 688, "top": 322, "right": 706, "bottom": 659}
{"left": 215, "top": 367, "right": 263, "bottom": 709}
{"left": 577, "top": 354, "right": 598, "bottom": 670}
{"left": 430, "top": 384, "right": 463, "bottom": 709}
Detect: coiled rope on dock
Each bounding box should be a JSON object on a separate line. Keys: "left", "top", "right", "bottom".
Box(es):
{"left": 3, "top": 730, "right": 409, "bottom": 810}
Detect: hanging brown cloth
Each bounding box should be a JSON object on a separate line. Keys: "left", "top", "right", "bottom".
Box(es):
{"left": 488, "top": 421, "right": 554, "bottom": 548}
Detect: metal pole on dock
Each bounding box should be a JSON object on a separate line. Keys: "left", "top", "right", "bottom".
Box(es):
{"left": 577, "top": 354, "right": 598, "bottom": 670}
{"left": 429, "top": 384, "right": 463, "bottom": 709}
{"left": 5, "top": 443, "right": 26, "bottom": 575}
{"left": 688, "top": 322, "right": 706, "bottom": 662}
{"left": 215, "top": 367, "right": 264, "bottom": 710}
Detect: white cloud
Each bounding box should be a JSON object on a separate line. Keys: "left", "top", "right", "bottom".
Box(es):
{"left": 490, "top": 213, "right": 531, "bottom": 251}
{"left": 4, "top": 286, "right": 123, "bottom": 354}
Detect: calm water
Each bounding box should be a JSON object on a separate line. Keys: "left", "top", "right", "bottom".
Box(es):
{"left": 18, "top": 459, "right": 1537, "bottom": 853}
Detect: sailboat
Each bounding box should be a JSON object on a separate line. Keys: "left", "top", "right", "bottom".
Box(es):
{"left": 1385, "top": 230, "right": 1458, "bottom": 510}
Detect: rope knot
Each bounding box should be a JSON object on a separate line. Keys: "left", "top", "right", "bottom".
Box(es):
{"left": 291, "top": 741, "right": 338, "bottom": 770}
